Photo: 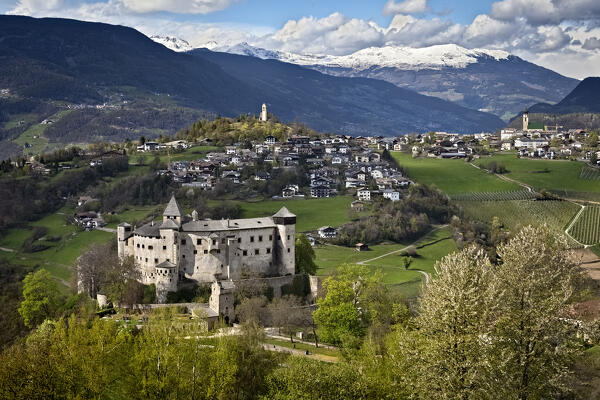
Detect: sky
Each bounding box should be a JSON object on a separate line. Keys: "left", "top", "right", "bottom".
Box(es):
{"left": 2, "top": 0, "right": 600, "bottom": 79}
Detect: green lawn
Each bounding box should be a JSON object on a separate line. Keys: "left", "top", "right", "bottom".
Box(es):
{"left": 238, "top": 196, "right": 355, "bottom": 232}
{"left": 134, "top": 145, "right": 222, "bottom": 165}
{"left": 105, "top": 206, "right": 161, "bottom": 228}
{"left": 263, "top": 338, "right": 340, "bottom": 357}
{"left": 315, "top": 227, "right": 457, "bottom": 298}
{"left": 0, "top": 207, "right": 114, "bottom": 285}
{"left": 391, "top": 152, "right": 519, "bottom": 194}
{"left": 486, "top": 153, "right": 600, "bottom": 194}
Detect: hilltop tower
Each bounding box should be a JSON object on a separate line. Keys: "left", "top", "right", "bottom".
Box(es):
{"left": 273, "top": 207, "right": 296, "bottom": 275}
{"left": 522, "top": 110, "right": 529, "bottom": 132}
{"left": 260, "top": 103, "right": 268, "bottom": 122}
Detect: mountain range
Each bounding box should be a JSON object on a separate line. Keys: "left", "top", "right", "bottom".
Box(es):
{"left": 0, "top": 15, "right": 507, "bottom": 158}
{"left": 213, "top": 42, "right": 580, "bottom": 121}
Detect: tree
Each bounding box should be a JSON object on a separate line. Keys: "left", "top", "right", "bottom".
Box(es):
{"left": 411, "top": 246, "right": 494, "bottom": 399}
{"left": 489, "top": 226, "right": 584, "bottom": 399}
{"left": 295, "top": 234, "right": 317, "bottom": 275}
{"left": 313, "top": 265, "right": 374, "bottom": 346}
{"left": 18, "top": 269, "right": 62, "bottom": 328}
{"left": 587, "top": 131, "right": 598, "bottom": 148}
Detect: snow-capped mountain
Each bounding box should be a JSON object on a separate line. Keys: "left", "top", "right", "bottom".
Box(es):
{"left": 217, "top": 42, "right": 510, "bottom": 71}
{"left": 150, "top": 35, "right": 193, "bottom": 52}
{"left": 214, "top": 42, "right": 578, "bottom": 120}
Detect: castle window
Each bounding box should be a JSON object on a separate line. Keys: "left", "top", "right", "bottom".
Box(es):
{"left": 238, "top": 238, "right": 241, "bottom": 243}
{"left": 216, "top": 249, "right": 221, "bottom": 254}
{"left": 137, "top": 243, "right": 140, "bottom": 248}
{"left": 148, "top": 245, "right": 153, "bottom": 250}
{"left": 167, "top": 258, "right": 170, "bottom": 262}
{"left": 255, "top": 249, "right": 260, "bottom": 255}
{"left": 182, "top": 254, "right": 186, "bottom": 259}
{"left": 259, "top": 235, "right": 263, "bottom": 242}
{"left": 142, "top": 244, "right": 145, "bottom": 249}
{"left": 222, "top": 238, "right": 226, "bottom": 244}
{"left": 163, "top": 245, "right": 166, "bottom": 250}
{"left": 287, "top": 235, "right": 290, "bottom": 240}
{"left": 204, "top": 250, "right": 208, "bottom": 254}
{"left": 181, "top": 239, "right": 186, "bottom": 245}
{"left": 145, "top": 258, "right": 148, "bottom": 262}
{"left": 250, "top": 236, "right": 255, "bottom": 242}
{"left": 266, "top": 248, "right": 271, "bottom": 254}
{"left": 243, "top": 250, "right": 248, "bottom": 256}
{"left": 154, "top": 258, "right": 158, "bottom": 263}
{"left": 287, "top": 248, "right": 290, "bottom": 253}
{"left": 269, "top": 235, "right": 273, "bottom": 241}
{"left": 212, "top": 239, "right": 216, "bottom": 245}
{"left": 194, "top": 250, "right": 197, "bottom": 255}
{"left": 197, "top": 238, "right": 202, "bottom": 245}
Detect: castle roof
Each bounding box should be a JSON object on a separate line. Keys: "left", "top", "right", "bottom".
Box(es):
{"left": 160, "top": 219, "right": 180, "bottom": 230}
{"left": 272, "top": 207, "right": 295, "bottom": 218}
{"left": 163, "top": 195, "right": 183, "bottom": 217}
{"left": 182, "top": 217, "right": 276, "bottom": 233}
{"left": 156, "top": 260, "right": 176, "bottom": 270}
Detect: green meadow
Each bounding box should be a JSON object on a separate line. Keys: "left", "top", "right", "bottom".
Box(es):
{"left": 315, "top": 227, "right": 457, "bottom": 298}
{"left": 238, "top": 196, "right": 356, "bottom": 232}
{"left": 486, "top": 153, "right": 599, "bottom": 194}
{"left": 391, "top": 152, "right": 519, "bottom": 194}
{"left": 134, "top": 145, "right": 222, "bottom": 165}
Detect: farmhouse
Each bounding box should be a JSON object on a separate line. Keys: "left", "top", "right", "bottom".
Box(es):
{"left": 318, "top": 226, "right": 338, "bottom": 239}
{"left": 117, "top": 196, "right": 296, "bottom": 302}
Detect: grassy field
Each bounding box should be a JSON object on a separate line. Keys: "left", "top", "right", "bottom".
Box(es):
{"left": 569, "top": 206, "right": 600, "bottom": 245}
{"left": 0, "top": 207, "right": 114, "bottom": 286}
{"left": 458, "top": 200, "right": 580, "bottom": 241}
{"left": 238, "top": 196, "right": 356, "bottom": 232}
{"left": 134, "top": 145, "right": 222, "bottom": 165}
{"left": 315, "top": 227, "right": 457, "bottom": 298}
{"left": 12, "top": 110, "right": 73, "bottom": 156}
{"left": 486, "top": 153, "right": 599, "bottom": 194}
{"left": 105, "top": 205, "right": 162, "bottom": 228}
{"left": 391, "top": 152, "right": 519, "bottom": 194}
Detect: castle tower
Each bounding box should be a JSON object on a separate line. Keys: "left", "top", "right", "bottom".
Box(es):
{"left": 155, "top": 261, "right": 177, "bottom": 303}
{"left": 260, "top": 103, "right": 268, "bottom": 122}
{"left": 117, "top": 222, "right": 132, "bottom": 259}
{"left": 522, "top": 110, "right": 529, "bottom": 132}
{"left": 210, "top": 280, "right": 235, "bottom": 323}
{"left": 163, "top": 195, "right": 183, "bottom": 224}
{"left": 273, "top": 207, "right": 296, "bottom": 275}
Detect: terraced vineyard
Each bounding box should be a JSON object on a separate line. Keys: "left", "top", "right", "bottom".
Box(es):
{"left": 450, "top": 190, "right": 536, "bottom": 201}
{"left": 579, "top": 166, "right": 600, "bottom": 181}
{"left": 459, "top": 200, "right": 580, "bottom": 241}
{"left": 569, "top": 206, "right": 600, "bottom": 245}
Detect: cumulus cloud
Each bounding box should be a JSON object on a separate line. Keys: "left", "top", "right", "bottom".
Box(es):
{"left": 383, "top": 0, "right": 429, "bottom": 15}
{"left": 121, "top": 0, "right": 238, "bottom": 14}
{"left": 490, "top": 0, "right": 600, "bottom": 26}
{"left": 582, "top": 37, "right": 600, "bottom": 50}
{"left": 263, "top": 13, "right": 384, "bottom": 55}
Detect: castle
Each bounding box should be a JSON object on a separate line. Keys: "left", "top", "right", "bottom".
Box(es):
{"left": 260, "top": 103, "right": 268, "bottom": 122}
{"left": 117, "top": 196, "right": 296, "bottom": 304}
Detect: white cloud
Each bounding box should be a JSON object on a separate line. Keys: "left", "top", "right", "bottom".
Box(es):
{"left": 490, "top": 0, "right": 600, "bottom": 26}
{"left": 121, "top": 0, "right": 238, "bottom": 14}
{"left": 263, "top": 13, "right": 384, "bottom": 55}
{"left": 582, "top": 37, "right": 600, "bottom": 50}
{"left": 383, "top": 0, "right": 428, "bottom": 15}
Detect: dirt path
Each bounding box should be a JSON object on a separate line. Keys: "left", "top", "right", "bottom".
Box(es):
{"left": 262, "top": 343, "right": 338, "bottom": 363}
{"left": 97, "top": 227, "right": 117, "bottom": 233}
{"left": 565, "top": 205, "right": 589, "bottom": 248}
{"left": 356, "top": 225, "right": 448, "bottom": 266}
{"left": 0, "top": 246, "right": 14, "bottom": 252}
{"left": 356, "top": 225, "right": 447, "bottom": 285}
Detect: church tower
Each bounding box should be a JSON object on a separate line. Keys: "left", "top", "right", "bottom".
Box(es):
{"left": 522, "top": 110, "right": 529, "bottom": 132}
{"left": 260, "top": 103, "right": 268, "bottom": 122}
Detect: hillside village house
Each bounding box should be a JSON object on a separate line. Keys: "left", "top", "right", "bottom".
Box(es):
{"left": 318, "top": 226, "right": 338, "bottom": 239}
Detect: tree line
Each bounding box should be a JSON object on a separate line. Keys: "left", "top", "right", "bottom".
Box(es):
{"left": 1, "top": 225, "right": 597, "bottom": 399}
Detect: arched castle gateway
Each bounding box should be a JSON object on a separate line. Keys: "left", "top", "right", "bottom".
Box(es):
{"left": 118, "top": 196, "right": 296, "bottom": 302}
